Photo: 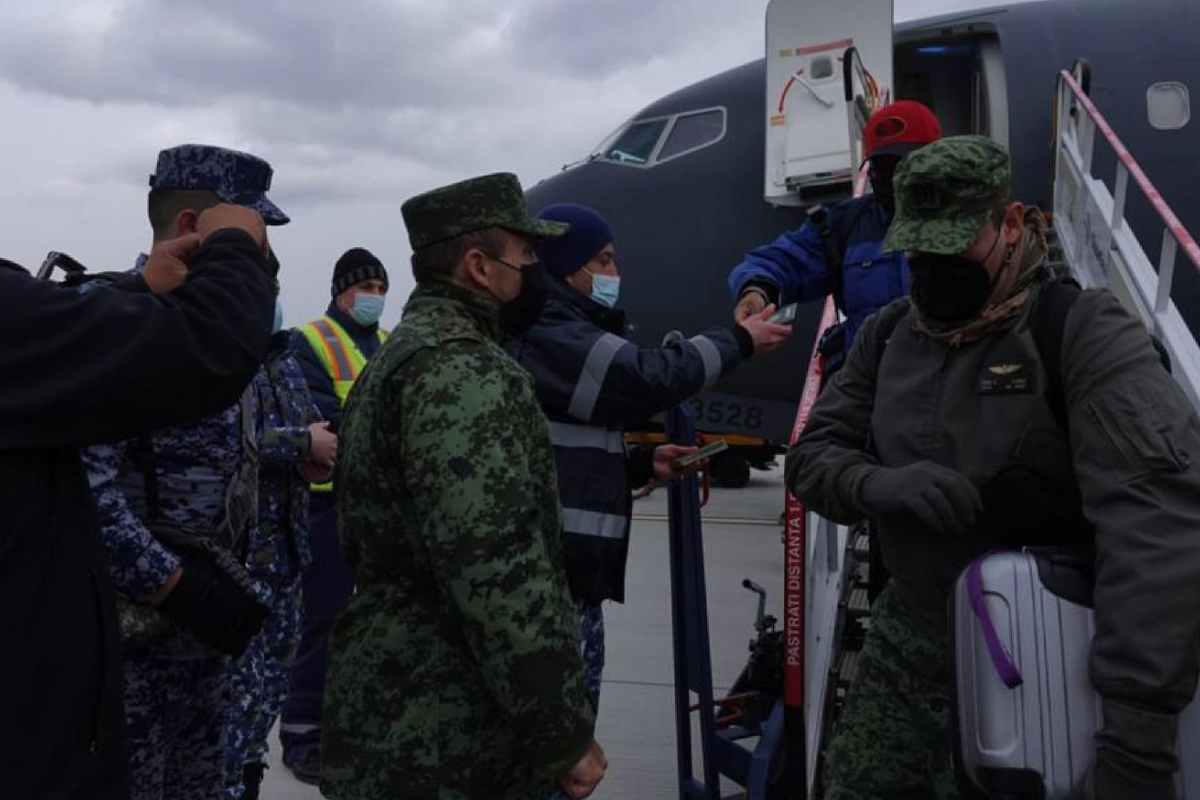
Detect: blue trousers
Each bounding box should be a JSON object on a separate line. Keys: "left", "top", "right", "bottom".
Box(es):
{"left": 279, "top": 499, "right": 354, "bottom": 763}
{"left": 124, "top": 650, "right": 229, "bottom": 800}
{"left": 223, "top": 578, "right": 302, "bottom": 798}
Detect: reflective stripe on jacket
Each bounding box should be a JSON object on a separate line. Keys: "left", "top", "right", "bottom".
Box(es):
{"left": 297, "top": 314, "right": 386, "bottom": 491}
{"left": 506, "top": 279, "right": 743, "bottom": 603}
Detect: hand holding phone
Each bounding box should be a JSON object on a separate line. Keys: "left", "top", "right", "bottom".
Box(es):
{"left": 671, "top": 439, "right": 729, "bottom": 470}
{"left": 768, "top": 303, "right": 799, "bottom": 325}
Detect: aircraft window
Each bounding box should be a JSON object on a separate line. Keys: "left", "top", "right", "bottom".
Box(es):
{"left": 601, "top": 119, "right": 669, "bottom": 165}
{"left": 1147, "top": 82, "right": 1190, "bottom": 130}
{"left": 657, "top": 109, "right": 727, "bottom": 162}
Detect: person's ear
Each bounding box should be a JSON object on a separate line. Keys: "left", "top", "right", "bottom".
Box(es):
{"left": 1001, "top": 202, "right": 1026, "bottom": 246}
{"left": 175, "top": 208, "right": 201, "bottom": 237}
{"left": 461, "top": 248, "right": 492, "bottom": 292}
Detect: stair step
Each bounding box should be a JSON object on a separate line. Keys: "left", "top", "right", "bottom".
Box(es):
{"left": 836, "top": 648, "right": 862, "bottom": 685}
{"left": 846, "top": 587, "right": 870, "bottom": 616}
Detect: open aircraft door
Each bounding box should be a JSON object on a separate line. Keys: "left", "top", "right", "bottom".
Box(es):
{"left": 764, "top": 0, "right": 894, "bottom": 205}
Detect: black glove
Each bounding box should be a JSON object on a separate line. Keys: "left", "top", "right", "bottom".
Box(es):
{"left": 1086, "top": 752, "right": 1177, "bottom": 800}
{"left": 856, "top": 461, "right": 983, "bottom": 535}
{"left": 159, "top": 556, "right": 267, "bottom": 657}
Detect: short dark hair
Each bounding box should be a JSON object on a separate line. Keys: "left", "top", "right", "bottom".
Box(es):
{"left": 147, "top": 188, "right": 223, "bottom": 240}
{"left": 411, "top": 227, "right": 507, "bottom": 284}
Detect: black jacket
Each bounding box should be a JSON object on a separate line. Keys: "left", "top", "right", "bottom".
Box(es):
{"left": 0, "top": 229, "right": 273, "bottom": 800}
{"left": 505, "top": 279, "right": 748, "bottom": 603}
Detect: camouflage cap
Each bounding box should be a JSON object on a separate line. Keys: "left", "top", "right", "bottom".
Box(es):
{"left": 881, "top": 135, "right": 1010, "bottom": 254}
{"left": 149, "top": 144, "right": 289, "bottom": 226}
{"left": 401, "top": 172, "right": 568, "bottom": 251}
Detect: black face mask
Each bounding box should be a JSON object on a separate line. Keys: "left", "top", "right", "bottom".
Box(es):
{"left": 907, "top": 234, "right": 1002, "bottom": 325}
{"left": 869, "top": 171, "right": 895, "bottom": 211}
{"left": 868, "top": 155, "right": 901, "bottom": 212}
{"left": 497, "top": 261, "right": 548, "bottom": 334}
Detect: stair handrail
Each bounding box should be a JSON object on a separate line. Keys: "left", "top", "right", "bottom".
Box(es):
{"left": 1054, "top": 69, "right": 1200, "bottom": 412}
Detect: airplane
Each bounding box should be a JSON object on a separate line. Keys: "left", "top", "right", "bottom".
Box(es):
{"left": 524, "top": 0, "right": 1200, "bottom": 486}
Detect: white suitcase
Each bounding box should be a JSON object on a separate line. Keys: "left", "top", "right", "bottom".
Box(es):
{"left": 950, "top": 549, "right": 1199, "bottom": 799}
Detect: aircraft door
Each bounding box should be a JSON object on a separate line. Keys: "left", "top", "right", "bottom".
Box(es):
{"left": 764, "top": 0, "right": 894, "bottom": 206}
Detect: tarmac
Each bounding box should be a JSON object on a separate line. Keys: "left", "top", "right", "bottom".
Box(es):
{"left": 261, "top": 464, "right": 788, "bottom": 800}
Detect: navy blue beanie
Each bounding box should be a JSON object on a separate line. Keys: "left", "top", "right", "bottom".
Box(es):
{"left": 535, "top": 203, "right": 615, "bottom": 279}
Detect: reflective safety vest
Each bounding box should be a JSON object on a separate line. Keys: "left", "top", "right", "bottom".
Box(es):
{"left": 298, "top": 314, "right": 388, "bottom": 491}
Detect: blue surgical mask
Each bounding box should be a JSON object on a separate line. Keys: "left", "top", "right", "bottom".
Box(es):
{"left": 350, "top": 293, "right": 386, "bottom": 326}
{"left": 590, "top": 273, "right": 621, "bottom": 308}
{"left": 272, "top": 299, "right": 284, "bottom": 333}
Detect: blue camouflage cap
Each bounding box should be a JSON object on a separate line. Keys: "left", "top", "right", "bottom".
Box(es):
{"left": 149, "top": 143, "right": 289, "bottom": 225}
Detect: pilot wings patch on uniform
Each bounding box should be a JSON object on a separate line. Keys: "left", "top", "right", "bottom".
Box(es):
{"left": 978, "top": 361, "right": 1032, "bottom": 394}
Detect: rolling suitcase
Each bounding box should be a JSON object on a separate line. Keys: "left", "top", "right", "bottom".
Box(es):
{"left": 950, "top": 549, "right": 1199, "bottom": 799}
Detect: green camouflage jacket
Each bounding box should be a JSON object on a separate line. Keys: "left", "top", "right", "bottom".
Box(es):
{"left": 321, "top": 280, "right": 594, "bottom": 800}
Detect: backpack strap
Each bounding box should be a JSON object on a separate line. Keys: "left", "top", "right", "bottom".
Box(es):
{"left": 807, "top": 205, "right": 843, "bottom": 313}
{"left": 872, "top": 298, "right": 912, "bottom": 370}
{"left": 809, "top": 197, "right": 874, "bottom": 315}
{"left": 1031, "top": 280, "right": 1083, "bottom": 431}
{"left": 130, "top": 437, "right": 162, "bottom": 523}
{"left": 220, "top": 386, "right": 260, "bottom": 555}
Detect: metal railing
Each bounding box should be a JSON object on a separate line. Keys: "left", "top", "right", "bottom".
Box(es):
{"left": 1053, "top": 69, "right": 1200, "bottom": 412}
{"left": 782, "top": 161, "right": 870, "bottom": 795}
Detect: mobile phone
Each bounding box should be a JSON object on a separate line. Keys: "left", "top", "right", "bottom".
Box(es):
{"left": 672, "top": 439, "right": 730, "bottom": 470}
{"left": 768, "top": 303, "right": 799, "bottom": 325}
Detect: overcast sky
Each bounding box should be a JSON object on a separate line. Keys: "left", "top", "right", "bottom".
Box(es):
{"left": 0, "top": 0, "right": 1040, "bottom": 326}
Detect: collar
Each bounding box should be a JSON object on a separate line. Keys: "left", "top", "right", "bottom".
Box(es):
{"left": 406, "top": 280, "right": 501, "bottom": 341}
{"left": 325, "top": 300, "right": 378, "bottom": 336}
{"left": 546, "top": 276, "right": 626, "bottom": 332}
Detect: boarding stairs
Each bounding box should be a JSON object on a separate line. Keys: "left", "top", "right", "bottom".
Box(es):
{"left": 779, "top": 65, "right": 1200, "bottom": 799}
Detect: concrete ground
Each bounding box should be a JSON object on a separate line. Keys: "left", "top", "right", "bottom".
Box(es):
{"left": 261, "top": 465, "right": 786, "bottom": 800}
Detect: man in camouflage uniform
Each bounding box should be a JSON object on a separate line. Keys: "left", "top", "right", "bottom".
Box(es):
{"left": 83, "top": 144, "right": 290, "bottom": 800}
{"left": 787, "top": 136, "right": 1200, "bottom": 799}
{"left": 321, "top": 173, "right": 607, "bottom": 800}
{"left": 224, "top": 293, "right": 339, "bottom": 800}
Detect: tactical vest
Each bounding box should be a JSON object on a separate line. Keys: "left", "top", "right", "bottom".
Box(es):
{"left": 298, "top": 314, "right": 387, "bottom": 491}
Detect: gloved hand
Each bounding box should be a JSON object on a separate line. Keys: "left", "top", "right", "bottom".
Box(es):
{"left": 1084, "top": 751, "right": 1177, "bottom": 800}
{"left": 159, "top": 556, "right": 267, "bottom": 657}
{"left": 856, "top": 461, "right": 983, "bottom": 535}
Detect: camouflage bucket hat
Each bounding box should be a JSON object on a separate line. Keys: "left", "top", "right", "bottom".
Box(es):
{"left": 401, "top": 172, "right": 568, "bottom": 251}
{"left": 149, "top": 144, "right": 289, "bottom": 226}
{"left": 881, "top": 135, "right": 1011, "bottom": 254}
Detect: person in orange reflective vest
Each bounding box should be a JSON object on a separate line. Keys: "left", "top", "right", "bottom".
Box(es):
{"left": 281, "top": 247, "right": 389, "bottom": 784}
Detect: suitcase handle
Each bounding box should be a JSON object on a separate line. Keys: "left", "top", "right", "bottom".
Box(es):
{"left": 966, "top": 555, "right": 1025, "bottom": 689}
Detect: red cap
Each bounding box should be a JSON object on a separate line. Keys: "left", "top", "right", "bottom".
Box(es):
{"left": 863, "top": 101, "right": 941, "bottom": 159}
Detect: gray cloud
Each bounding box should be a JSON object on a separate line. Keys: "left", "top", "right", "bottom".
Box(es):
{"left": 0, "top": 0, "right": 516, "bottom": 110}
{"left": 0, "top": 0, "right": 1046, "bottom": 327}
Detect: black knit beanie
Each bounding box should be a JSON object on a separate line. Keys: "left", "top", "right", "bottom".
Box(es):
{"left": 331, "top": 247, "right": 389, "bottom": 297}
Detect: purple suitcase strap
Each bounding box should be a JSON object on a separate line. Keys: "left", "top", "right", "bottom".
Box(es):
{"left": 966, "top": 555, "right": 1025, "bottom": 689}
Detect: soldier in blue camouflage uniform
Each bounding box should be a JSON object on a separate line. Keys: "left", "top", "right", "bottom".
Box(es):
{"left": 223, "top": 307, "right": 336, "bottom": 800}
{"left": 82, "top": 144, "right": 290, "bottom": 800}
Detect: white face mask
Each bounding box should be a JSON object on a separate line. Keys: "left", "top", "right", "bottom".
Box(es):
{"left": 589, "top": 273, "right": 620, "bottom": 308}
{"left": 349, "top": 293, "right": 386, "bottom": 326}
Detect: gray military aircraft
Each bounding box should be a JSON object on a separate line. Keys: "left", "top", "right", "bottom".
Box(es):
{"left": 525, "top": 0, "right": 1200, "bottom": 485}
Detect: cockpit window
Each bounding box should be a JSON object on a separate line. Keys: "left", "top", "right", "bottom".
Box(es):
{"left": 657, "top": 108, "right": 727, "bottom": 162}
{"left": 586, "top": 106, "right": 727, "bottom": 169}
{"left": 601, "top": 119, "right": 669, "bottom": 165}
